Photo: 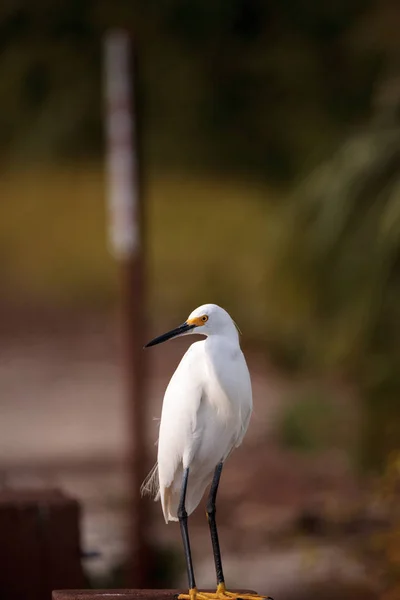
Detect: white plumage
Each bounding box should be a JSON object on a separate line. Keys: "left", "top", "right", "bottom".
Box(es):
{"left": 142, "top": 303, "right": 252, "bottom": 524}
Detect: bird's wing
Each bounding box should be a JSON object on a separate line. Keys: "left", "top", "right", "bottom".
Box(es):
{"left": 235, "top": 401, "right": 252, "bottom": 448}
{"left": 157, "top": 341, "right": 205, "bottom": 493}
{"left": 207, "top": 343, "right": 253, "bottom": 452}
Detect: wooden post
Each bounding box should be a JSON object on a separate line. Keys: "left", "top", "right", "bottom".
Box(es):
{"left": 103, "top": 30, "right": 151, "bottom": 587}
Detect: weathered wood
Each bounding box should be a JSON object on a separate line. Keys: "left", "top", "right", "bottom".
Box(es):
{"left": 53, "top": 590, "right": 258, "bottom": 600}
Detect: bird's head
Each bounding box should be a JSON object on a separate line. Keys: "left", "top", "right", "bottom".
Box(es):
{"left": 144, "top": 303, "right": 240, "bottom": 348}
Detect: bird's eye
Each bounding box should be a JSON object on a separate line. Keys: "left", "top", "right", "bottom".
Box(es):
{"left": 201, "top": 315, "right": 208, "bottom": 322}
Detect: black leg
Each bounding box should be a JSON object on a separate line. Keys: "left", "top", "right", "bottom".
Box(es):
{"left": 206, "top": 462, "right": 225, "bottom": 586}
{"left": 178, "top": 467, "right": 196, "bottom": 591}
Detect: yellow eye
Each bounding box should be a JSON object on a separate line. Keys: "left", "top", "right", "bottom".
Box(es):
{"left": 201, "top": 315, "right": 208, "bottom": 323}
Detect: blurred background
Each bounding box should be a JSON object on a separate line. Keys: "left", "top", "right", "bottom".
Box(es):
{"left": 1, "top": 1, "right": 400, "bottom": 599}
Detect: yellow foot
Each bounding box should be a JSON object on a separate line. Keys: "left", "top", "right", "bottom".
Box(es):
{"left": 215, "top": 582, "right": 272, "bottom": 600}
{"left": 178, "top": 585, "right": 273, "bottom": 600}
{"left": 178, "top": 589, "right": 218, "bottom": 600}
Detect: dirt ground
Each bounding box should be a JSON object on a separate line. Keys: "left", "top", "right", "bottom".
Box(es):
{"left": 0, "top": 310, "right": 378, "bottom": 599}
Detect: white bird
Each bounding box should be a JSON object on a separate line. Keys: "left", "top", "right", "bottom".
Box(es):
{"left": 142, "top": 304, "right": 269, "bottom": 600}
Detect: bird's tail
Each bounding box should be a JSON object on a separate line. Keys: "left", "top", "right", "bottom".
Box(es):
{"left": 160, "top": 485, "right": 178, "bottom": 524}
{"left": 140, "top": 462, "right": 160, "bottom": 500}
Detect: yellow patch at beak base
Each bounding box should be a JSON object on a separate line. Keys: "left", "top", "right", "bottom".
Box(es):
{"left": 187, "top": 316, "right": 208, "bottom": 327}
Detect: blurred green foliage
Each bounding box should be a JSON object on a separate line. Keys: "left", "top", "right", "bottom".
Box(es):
{"left": 0, "top": 168, "right": 272, "bottom": 327}
{"left": 279, "top": 388, "right": 344, "bottom": 453}
{"left": 0, "top": 0, "right": 384, "bottom": 180}
{"left": 269, "top": 125, "right": 400, "bottom": 468}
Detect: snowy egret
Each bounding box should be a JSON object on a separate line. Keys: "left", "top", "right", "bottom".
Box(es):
{"left": 142, "top": 304, "right": 270, "bottom": 600}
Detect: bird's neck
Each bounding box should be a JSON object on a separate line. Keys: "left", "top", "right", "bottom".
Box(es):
{"left": 205, "top": 330, "right": 240, "bottom": 348}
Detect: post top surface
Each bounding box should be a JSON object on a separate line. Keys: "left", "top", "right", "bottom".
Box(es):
{"left": 53, "top": 590, "right": 257, "bottom": 600}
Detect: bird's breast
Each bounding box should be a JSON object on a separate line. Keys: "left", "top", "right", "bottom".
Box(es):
{"left": 203, "top": 349, "right": 250, "bottom": 423}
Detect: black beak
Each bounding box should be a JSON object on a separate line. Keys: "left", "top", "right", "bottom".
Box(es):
{"left": 144, "top": 322, "right": 196, "bottom": 348}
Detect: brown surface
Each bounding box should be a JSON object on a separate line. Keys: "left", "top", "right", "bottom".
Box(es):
{"left": 52, "top": 591, "right": 258, "bottom": 600}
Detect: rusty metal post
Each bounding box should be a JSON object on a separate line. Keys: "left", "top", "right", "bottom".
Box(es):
{"left": 104, "top": 30, "right": 151, "bottom": 586}
{"left": 0, "top": 489, "right": 85, "bottom": 600}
